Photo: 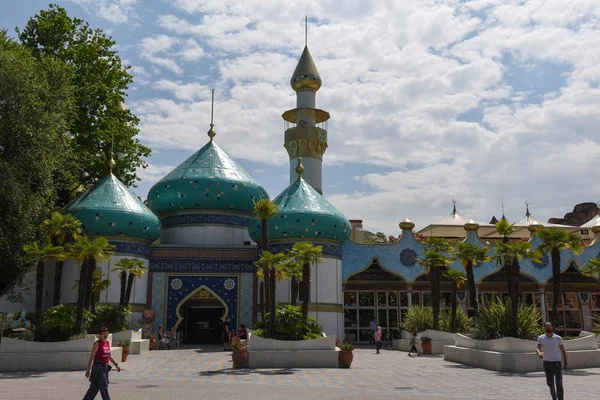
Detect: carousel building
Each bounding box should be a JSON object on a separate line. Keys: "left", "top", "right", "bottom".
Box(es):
{"left": 2, "top": 42, "right": 600, "bottom": 344}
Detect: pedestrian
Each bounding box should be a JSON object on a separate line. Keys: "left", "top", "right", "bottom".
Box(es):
{"left": 238, "top": 323, "right": 248, "bottom": 340}
{"left": 369, "top": 318, "right": 377, "bottom": 344}
{"left": 408, "top": 333, "right": 419, "bottom": 357}
{"left": 222, "top": 316, "right": 231, "bottom": 351}
{"left": 373, "top": 326, "right": 383, "bottom": 354}
{"left": 536, "top": 322, "right": 568, "bottom": 400}
{"left": 83, "top": 327, "right": 121, "bottom": 400}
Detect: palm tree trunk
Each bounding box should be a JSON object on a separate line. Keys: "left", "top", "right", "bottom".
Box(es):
{"left": 301, "top": 262, "right": 310, "bottom": 320}
{"left": 259, "top": 218, "right": 276, "bottom": 336}
{"left": 291, "top": 276, "right": 298, "bottom": 306}
{"left": 91, "top": 292, "right": 97, "bottom": 314}
{"left": 84, "top": 260, "right": 95, "bottom": 311}
{"left": 431, "top": 268, "right": 440, "bottom": 330}
{"left": 465, "top": 261, "right": 477, "bottom": 314}
{"left": 269, "top": 266, "right": 276, "bottom": 335}
{"left": 451, "top": 283, "right": 458, "bottom": 332}
{"left": 119, "top": 271, "right": 126, "bottom": 307}
{"left": 124, "top": 273, "right": 134, "bottom": 308}
{"left": 259, "top": 282, "right": 265, "bottom": 321}
{"left": 74, "top": 260, "right": 88, "bottom": 334}
{"left": 34, "top": 261, "right": 44, "bottom": 342}
{"left": 505, "top": 259, "right": 513, "bottom": 301}
{"left": 551, "top": 248, "right": 561, "bottom": 328}
{"left": 509, "top": 259, "right": 520, "bottom": 337}
{"left": 52, "top": 260, "right": 64, "bottom": 306}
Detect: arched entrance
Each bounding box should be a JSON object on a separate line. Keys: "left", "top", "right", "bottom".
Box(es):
{"left": 178, "top": 287, "right": 227, "bottom": 345}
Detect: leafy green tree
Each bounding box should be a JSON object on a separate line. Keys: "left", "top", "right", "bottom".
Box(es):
{"left": 252, "top": 198, "right": 279, "bottom": 330}
{"left": 289, "top": 242, "right": 325, "bottom": 321}
{"left": 112, "top": 258, "right": 147, "bottom": 308}
{"left": 580, "top": 257, "right": 600, "bottom": 284}
{"left": 494, "top": 218, "right": 519, "bottom": 297}
{"left": 91, "top": 270, "right": 111, "bottom": 314}
{"left": 43, "top": 212, "right": 82, "bottom": 305}
{"left": 454, "top": 243, "right": 490, "bottom": 314}
{"left": 493, "top": 241, "right": 541, "bottom": 337}
{"left": 443, "top": 269, "right": 467, "bottom": 332}
{"left": 17, "top": 4, "right": 151, "bottom": 204}
{"left": 0, "top": 31, "right": 73, "bottom": 296}
{"left": 23, "top": 242, "right": 66, "bottom": 341}
{"left": 417, "top": 237, "right": 454, "bottom": 330}
{"left": 67, "top": 236, "right": 113, "bottom": 333}
{"left": 537, "top": 228, "right": 584, "bottom": 327}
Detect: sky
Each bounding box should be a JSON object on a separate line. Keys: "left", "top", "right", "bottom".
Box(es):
{"left": 2, "top": 0, "right": 600, "bottom": 235}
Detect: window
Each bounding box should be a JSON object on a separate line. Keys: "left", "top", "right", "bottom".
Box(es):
{"left": 546, "top": 292, "right": 581, "bottom": 337}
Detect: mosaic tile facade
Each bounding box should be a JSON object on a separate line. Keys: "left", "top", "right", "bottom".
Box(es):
{"left": 239, "top": 273, "right": 253, "bottom": 328}
{"left": 270, "top": 242, "right": 342, "bottom": 259}
{"left": 111, "top": 241, "right": 152, "bottom": 259}
{"left": 151, "top": 273, "right": 165, "bottom": 330}
{"left": 161, "top": 213, "right": 252, "bottom": 229}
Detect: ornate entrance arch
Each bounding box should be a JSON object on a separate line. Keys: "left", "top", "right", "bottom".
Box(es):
{"left": 174, "top": 285, "right": 229, "bottom": 331}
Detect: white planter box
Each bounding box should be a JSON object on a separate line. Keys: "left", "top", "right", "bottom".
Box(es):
{"left": 247, "top": 334, "right": 336, "bottom": 351}
{"left": 394, "top": 330, "right": 455, "bottom": 354}
{"left": 247, "top": 333, "right": 339, "bottom": 368}
{"left": 0, "top": 334, "right": 112, "bottom": 353}
{"left": 444, "top": 333, "right": 600, "bottom": 372}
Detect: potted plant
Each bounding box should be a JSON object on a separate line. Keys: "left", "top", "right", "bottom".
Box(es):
{"left": 119, "top": 340, "right": 131, "bottom": 362}
{"left": 144, "top": 332, "right": 157, "bottom": 350}
{"left": 231, "top": 335, "right": 248, "bottom": 369}
{"left": 337, "top": 340, "right": 354, "bottom": 368}
{"left": 420, "top": 336, "right": 432, "bottom": 355}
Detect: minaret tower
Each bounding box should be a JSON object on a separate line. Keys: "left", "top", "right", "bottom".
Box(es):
{"left": 283, "top": 20, "right": 329, "bottom": 194}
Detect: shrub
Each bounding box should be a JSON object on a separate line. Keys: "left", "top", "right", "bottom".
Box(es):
{"left": 470, "top": 295, "right": 543, "bottom": 340}
{"left": 87, "top": 305, "right": 131, "bottom": 334}
{"left": 42, "top": 305, "right": 92, "bottom": 342}
{"left": 398, "top": 306, "right": 432, "bottom": 334}
{"left": 592, "top": 313, "right": 599, "bottom": 337}
{"left": 439, "top": 308, "right": 471, "bottom": 333}
{"left": 253, "top": 304, "right": 324, "bottom": 340}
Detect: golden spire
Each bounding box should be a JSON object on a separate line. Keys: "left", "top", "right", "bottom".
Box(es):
{"left": 295, "top": 157, "right": 304, "bottom": 177}
{"left": 290, "top": 18, "right": 321, "bottom": 92}
{"left": 207, "top": 89, "right": 216, "bottom": 141}
{"left": 108, "top": 152, "right": 116, "bottom": 175}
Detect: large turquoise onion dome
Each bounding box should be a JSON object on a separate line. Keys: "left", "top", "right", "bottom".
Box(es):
{"left": 147, "top": 139, "right": 268, "bottom": 217}
{"left": 248, "top": 159, "right": 351, "bottom": 243}
{"left": 64, "top": 158, "right": 161, "bottom": 242}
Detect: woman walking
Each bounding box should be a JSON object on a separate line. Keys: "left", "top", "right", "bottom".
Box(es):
{"left": 83, "top": 327, "right": 121, "bottom": 400}
{"left": 373, "top": 326, "right": 383, "bottom": 354}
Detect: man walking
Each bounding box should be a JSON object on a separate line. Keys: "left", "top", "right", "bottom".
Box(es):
{"left": 536, "top": 322, "right": 568, "bottom": 400}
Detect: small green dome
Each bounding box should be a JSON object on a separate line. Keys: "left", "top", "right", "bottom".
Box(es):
{"left": 147, "top": 141, "right": 268, "bottom": 217}
{"left": 248, "top": 178, "right": 351, "bottom": 243}
{"left": 64, "top": 175, "right": 160, "bottom": 242}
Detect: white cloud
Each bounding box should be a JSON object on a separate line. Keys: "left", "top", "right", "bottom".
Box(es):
{"left": 67, "top": 0, "right": 137, "bottom": 24}
{"left": 125, "top": 0, "right": 600, "bottom": 233}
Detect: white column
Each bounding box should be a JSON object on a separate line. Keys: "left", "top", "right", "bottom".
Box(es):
{"left": 539, "top": 287, "right": 547, "bottom": 324}
{"left": 407, "top": 286, "right": 413, "bottom": 308}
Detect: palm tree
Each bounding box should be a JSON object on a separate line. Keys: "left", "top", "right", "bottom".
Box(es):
{"left": 23, "top": 242, "right": 65, "bottom": 341}
{"left": 68, "top": 236, "right": 114, "bottom": 333}
{"left": 443, "top": 269, "right": 467, "bottom": 332}
{"left": 74, "top": 270, "right": 111, "bottom": 314}
{"left": 493, "top": 241, "right": 541, "bottom": 337}
{"left": 417, "top": 237, "right": 453, "bottom": 330}
{"left": 289, "top": 242, "right": 325, "bottom": 321}
{"left": 580, "top": 257, "right": 600, "bottom": 284}
{"left": 454, "top": 243, "right": 490, "bottom": 314}
{"left": 494, "top": 218, "right": 519, "bottom": 297}
{"left": 279, "top": 257, "right": 303, "bottom": 306}
{"left": 253, "top": 251, "right": 290, "bottom": 336}
{"left": 537, "top": 228, "right": 584, "bottom": 328}
{"left": 43, "top": 212, "right": 82, "bottom": 306}
{"left": 113, "top": 258, "right": 130, "bottom": 308}
{"left": 252, "top": 198, "right": 279, "bottom": 329}
{"left": 125, "top": 259, "right": 147, "bottom": 308}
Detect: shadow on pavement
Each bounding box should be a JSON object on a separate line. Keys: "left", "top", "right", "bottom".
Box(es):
{"left": 0, "top": 371, "right": 48, "bottom": 379}
{"left": 199, "top": 368, "right": 299, "bottom": 376}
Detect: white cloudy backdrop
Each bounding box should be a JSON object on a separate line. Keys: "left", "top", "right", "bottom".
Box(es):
{"left": 3, "top": 0, "right": 600, "bottom": 234}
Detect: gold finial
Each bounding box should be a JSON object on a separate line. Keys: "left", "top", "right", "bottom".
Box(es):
{"left": 207, "top": 89, "right": 216, "bottom": 141}
{"left": 464, "top": 219, "right": 480, "bottom": 232}
{"left": 108, "top": 152, "right": 116, "bottom": 175}
{"left": 399, "top": 218, "right": 415, "bottom": 231}
{"left": 295, "top": 157, "right": 304, "bottom": 176}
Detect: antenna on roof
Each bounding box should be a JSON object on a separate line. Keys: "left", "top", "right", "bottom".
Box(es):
{"left": 525, "top": 202, "right": 530, "bottom": 218}
{"left": 501, "top": 202, "right": 506, "bottom": 220}
{"left": 305, "top": 16, "right": 308, "bottom": 47}
{"left": 207, "top": 89, "right": 216, "bottom": 142}
{"left": 452, "top": 199, "right": 457, "bottom": 216}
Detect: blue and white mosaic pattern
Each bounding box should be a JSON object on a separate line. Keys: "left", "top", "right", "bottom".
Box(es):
{"left": 342, "top": 230, "right": 600, "bottom": 284}
{"left": 166, "top": 275, "right": 238, "bottom": 333}
{"left": 239, "top": 273, "right": 253, "bottom": 328}
{"left": 152, "top": 273, "right": 165, "bottom": 330}
{"left": 111, "top": 241, "right": 151, "bottom": 258}
{"left": 150, "top": 260, "right": 255, "bottom": 273}
{"left": 270, "top": 242, "right": 343, "bottom": 259}
{"left": 161, "top": 213, "right": 252, "bottom": 229}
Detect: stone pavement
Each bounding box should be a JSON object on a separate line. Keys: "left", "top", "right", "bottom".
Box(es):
{"left": 1, "top": 345, "right": 599, "bottom": 399}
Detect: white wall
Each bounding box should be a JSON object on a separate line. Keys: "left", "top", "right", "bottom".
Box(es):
{"left": 160, "top": 225, "right": 253, "bottom": 245}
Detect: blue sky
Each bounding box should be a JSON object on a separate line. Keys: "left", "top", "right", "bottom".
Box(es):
{"left": 2, "top": 1, "right": 600, "bottom": 234}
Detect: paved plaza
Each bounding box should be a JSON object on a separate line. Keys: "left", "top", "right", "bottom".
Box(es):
{"left": 1, "top": 346, "right": 599, "bottom": 399}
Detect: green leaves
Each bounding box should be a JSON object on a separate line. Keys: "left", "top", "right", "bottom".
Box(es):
{"left": 252, "top": 198, "right": 279, "bottom": 221}
{"left": 470, "top": 295, "right": 543, "bottom": 340}
{"left": 455, "top": 242, "right": 490, "bottom": 267}
{"left": 537, "top": 227, "right": 584, "bottom": 255}
{"left": 580, "top": 257, "right": 600, "bottom": 281}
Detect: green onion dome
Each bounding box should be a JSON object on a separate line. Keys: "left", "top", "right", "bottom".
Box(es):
{"left": 147, "top": 141, "right": 268, "bottom": 217}
{"left": 248, "top": 177, "right": 351, "bottom": 243}
{"left": 64, "top": 174, "right": 160, "bottom": 242}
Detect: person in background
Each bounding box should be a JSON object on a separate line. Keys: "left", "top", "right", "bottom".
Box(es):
{"left": 238, "top": 323, "right": 248, "bottom": 340}
{"left": 369, "top": 318, "right": 377, "bottom": 344}
{"left": 536, "top": 322, "right": 568, "bottom": 400}
{"left": 157, "top": 325, "right": 169, "bottom": 350}
{"left": 222, "top": 317, "right": 231, "bottom": 351}
{"left": 373, "top": 326, "right": 383, "bottom": 354}
{"left": 408, "top": 333, "right": 419, "bottom": 357}
{"left": 83, "top": 327, "right": 120, "bottom": 400}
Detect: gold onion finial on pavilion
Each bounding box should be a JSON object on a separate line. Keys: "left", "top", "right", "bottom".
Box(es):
{"left": 108, "top": 152, "right": 116, "bottom": 175}
{"left": 295, "top": 157, "right": 305, "bottom": 176}
{"left": 207, "top": 89, "right": 216, "bottom": 141}
{"left": 399, "top": 218, "right": 415, "bottom": 231}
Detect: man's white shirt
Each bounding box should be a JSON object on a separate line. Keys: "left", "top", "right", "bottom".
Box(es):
{"left": 537, "top": 333, "right": 564, "bottom": 362}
